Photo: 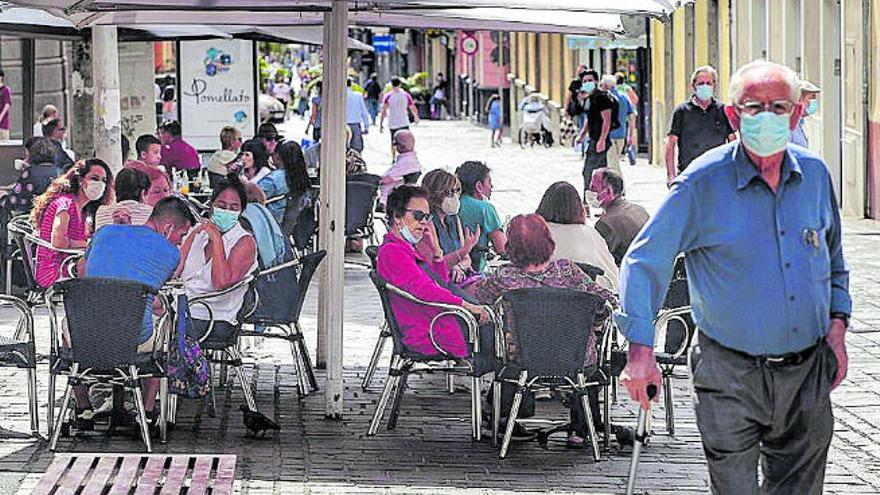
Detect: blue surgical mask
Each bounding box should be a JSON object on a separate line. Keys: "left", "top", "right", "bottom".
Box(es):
{"left": 739, "top": 111, "right": 792, "bottom": 157}
{"left": 399, "top": 224, "right": 422, "bottom": 245}
{"left": 581, "top": 82, "right": 596, "bottom": 93}
{"left": 806, "top": 100, "right": 819, "bottom": 116}
{"left": 694, "top": 84, "right": 714, "bottom": 101}
{"left": 212, "top": 208, "right": 240, "bottom": 233}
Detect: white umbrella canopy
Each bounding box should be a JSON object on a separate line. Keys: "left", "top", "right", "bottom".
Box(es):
{"left": 223, "top": 25, "right": 375, "bottom": 50}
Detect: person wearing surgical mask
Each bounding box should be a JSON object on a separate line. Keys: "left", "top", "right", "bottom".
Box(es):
{"left": 790, "top": 80, "right": 821, "bottom": 149}
{"left": 589, "top": 168, "right": 648, "bottom": 267}
{"left": 376, "top": 185, "right": 491, "bottom": 360}
{"left": 619, "top": 61, "right": 850, "bottom": 494}
{"left": 31, "top": 157, "right": 114, "bottom": 288}
{"left": 177, "top": 175, "right": 258, "bottom": 347}
{"left": 421, "top": 169, "right": 481, "bottom": 284}
{"left": 664, "top": 65, "right": 737, "bottom": 186}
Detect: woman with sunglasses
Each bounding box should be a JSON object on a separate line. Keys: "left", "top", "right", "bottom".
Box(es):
{"left": 377, "top": 185, "right": 491, "bottom": 360}
{"left": 421, "top": 169, "right": 480, "bottom": 285}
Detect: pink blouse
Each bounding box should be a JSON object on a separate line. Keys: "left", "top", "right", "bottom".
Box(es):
{"left": 376, "top": 233, "right": 468, "bottom": 357}
{"left": 36, "top": 194, "right": 86, "bottom": 288}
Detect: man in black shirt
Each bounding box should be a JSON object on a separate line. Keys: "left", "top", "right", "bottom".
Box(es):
{"left": 566, "top": 64, "right": 587, "bottom": 129}
{"left": 364, "top": 72, "right": 382, "bottom": 124}
{"left": 575, "top": 70, "right": 618, "bottom": 197}
{"left": 664, "top": 65, "right": 736, "bottom": 185}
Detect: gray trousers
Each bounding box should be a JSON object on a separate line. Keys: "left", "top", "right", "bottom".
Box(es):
{"left": 690, "top": 334, "right": 838, "bottom": 495}
{"left": 347, "top": 123, "right": 364, "bottom": 152}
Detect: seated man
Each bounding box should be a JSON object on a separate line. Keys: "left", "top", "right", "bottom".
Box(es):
{"left": 71, "top": 197, "right": 196, "bottom": 428}
{"left": 589, "top": 168, "right": 649, "bottom": 266}
{"left": 455, "top": 161, "right": 507, "bottom": 273}
{"left": 94, "top": 168, "right": 155, "bottom": 229}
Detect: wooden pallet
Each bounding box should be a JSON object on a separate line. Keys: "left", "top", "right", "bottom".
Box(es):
{"left": 33, "top": 454, "right": 236, "bottom": 494}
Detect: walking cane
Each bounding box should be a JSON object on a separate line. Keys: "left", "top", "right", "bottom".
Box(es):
{"left": 625, "top": 384, "right": 658, "bottom": 495}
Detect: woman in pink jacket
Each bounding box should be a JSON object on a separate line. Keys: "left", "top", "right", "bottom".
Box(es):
{"left": 376, "top": 185, "right": 489, "bottom": 358}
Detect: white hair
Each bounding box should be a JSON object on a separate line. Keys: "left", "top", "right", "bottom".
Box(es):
{"left": 690, "top": 65, "right": 718, "bottom": 85}
{"left": 601, "top": 74, "right": 617, "bottom": 88}
{"left": 729, "top": 60, "right": 800, "bottom": 104}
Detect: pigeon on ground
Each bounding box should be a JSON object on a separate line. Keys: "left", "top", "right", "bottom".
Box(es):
{"left": 240, "top": 404, "right": 280, "bottom": 438}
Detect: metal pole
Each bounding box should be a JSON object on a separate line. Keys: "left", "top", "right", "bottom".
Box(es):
{"left": 91, "top": 26, "right": 123, "bottom": 173}
{"left": 319, "top": 0, "right": 348, "bottom": 419}
{"left": 22, "top": 39, "right": 35, "bottom": 140}
{"left": 497, "top": 32, "right": 505, "bottom": 133}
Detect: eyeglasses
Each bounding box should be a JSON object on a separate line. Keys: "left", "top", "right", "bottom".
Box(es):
{"left": 444, "top": 188, "right": 461, "bottom": 198}
{"left": 406, "top": 209, "right": 433, "bottom": 223}
{"left": 736, "top": 100, "right": 796, "bottom": 116}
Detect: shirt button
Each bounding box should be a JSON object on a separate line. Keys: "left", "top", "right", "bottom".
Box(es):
{"left": 785, "top": 262, "right": 792, "bottom": 268}
{"left": 792, "top": 327, "right": 799, "bottom": 333}
{"left": 789, "top": 295, "right": 795, "bottom": 301}
{"left": 780, "top": 230, "right": 786, "bottom": 236}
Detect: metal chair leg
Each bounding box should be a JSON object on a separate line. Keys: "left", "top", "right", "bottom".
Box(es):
{"left": 578, "top": 373, "right": 601, "bottom": 461}
{"left": 159, "top": 377, "right": 168, "bottom": 444}
{"left": 367, "top": 355, "right": 402, "bottom": 436}
{"left": 447, "top": 374, "right": 455, "bottom": 394}
{"left": 290, "top": 338, "right": 310, "bottom": 397}
{"left": 294, "top": 322, "right": 318, "bottom": 391}
{"left": 471, "top": 376, "right": 482, "bottom": 441}
{"left": 386, "top": 371, "right": 409, "bottom": 431}
{"left": 492, "top": 379, "right": 501, "bottom": 446}
{"left": 129, "top": 367, "right": 152, "bottom": 453}
{"left": 603, "top": 383, "right": 611, "bottom": 450}
{"left": 168, "top": 394, "right": 178, "bottom": 424}
{"left": 664, "top": 374, "right": 675, "bottom": 435}
{"left": 233, "top": 353, "right": 257, "bottom": 412}
{"left": 218, "top": 362, "right": 228, "bottom": 388}
{"left": 27, "top": 367, "right": 40, "bottom": 437}
{"left": 206, "top": 361, "right": 217, "bottom": 417}
{"left": 47, "top": 368, "right": 55, "bottom": 437}
{"left": 49, "top": 374, "right": 74, "bottom": 452}
{"left": 499, "top": 371, "right": 527, "bottom": 459}
{"left": 361, "top": 328, "right": 388, "bottom": 391}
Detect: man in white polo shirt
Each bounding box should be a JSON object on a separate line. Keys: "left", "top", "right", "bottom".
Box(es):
{"left": 379, "top": 76, "right": 420, "bottom": 158}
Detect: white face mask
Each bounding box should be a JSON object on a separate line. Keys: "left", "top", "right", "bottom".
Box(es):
{"left": 83, "top": 180, "right": 106, "bottom": 201}
{"left": 441, "top": 195, "right": 461, "bottom": 216}
{"left": 13, "top": 159, "right": 26, "bottom": 171}
{"left": 585, "top": 190, "right": 602, "bottom": 210}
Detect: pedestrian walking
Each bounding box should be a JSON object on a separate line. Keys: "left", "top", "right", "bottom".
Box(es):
{"left": 486, "top": 94, "right": 503, "bottom": 147}
{"left": 364, "top": 72, "right": 382, "bottom": 124}
{"left": 664, "top": 65, "right": 736, "bottom": 186}
{"left": 616, "top": 72, "right": 639, "bottom": 165}
{"left": 0, "top": 68, "right": 11, "bottom": 140}
{"left": 345, "top": 79, "right": 370, "bottom": 152}
{"left": 306, "top": 81, "right": 322, "bottom": 142}
{"left": 790, "top": 80, "right": 821, "bottom": 149}
{"left": 430, "top": 72, "right": 448, "bottom": 119}
{"left": 617, "top": 60, "right": 851, "bottom": 495}
{"left": 604, "top": 74, "right": 635, "bottom": 173}
{"left": 566, "top": 65, "right": 588, "bottom": 132}
{"left": 380, "top": 77, "right": 420, "bottom": 159}
{"left": 575, "top": 70, "right": 618, "bottom": 197}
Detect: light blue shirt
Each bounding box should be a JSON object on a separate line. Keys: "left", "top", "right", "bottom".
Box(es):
{"left": 790, "top": 118, "right": 809, "bottom": 148}
{"left": 615, "top": 142, "right": 851, "bottom": 356}
{"left": 257, "top": 169, "right": 289, "bottom": 224}
{"left": 346, "top": 88, "right": 371, "bottom": 130}
{"left": 609, "top": 88, "right": 633, "bottom": 140}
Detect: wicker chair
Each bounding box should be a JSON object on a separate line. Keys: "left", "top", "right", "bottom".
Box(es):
{"left": 366, "top": 270, "right": 500, "bottom": 441}
{"left": 7, "top": 215, "right": 82, "bottom": 306}
{"left": 239, "top": 250, "right": 326, "bottom": 397}
{"left": 492, "top": 287, "right": 606, "bottom": 460}
{"left": 46, "top": 278, "right": 171, "bottom": 452}
{"left": 0, "top": 294, "right": 39, "bottom": 437}
{"left": 653, "top": 259, "right": 696, "bottom": 435}
{"left": 361, "top": 246, "right": 389, "bottom": 391}
{"left": 345, "top": 174, "right": 381, "bottom": 247}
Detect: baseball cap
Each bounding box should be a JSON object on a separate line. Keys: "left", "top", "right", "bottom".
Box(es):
{"left": 799, "top": 80, "right": 821, "bottom": 94}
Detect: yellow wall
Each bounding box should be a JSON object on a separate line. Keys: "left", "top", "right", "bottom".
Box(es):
{"left": 526, "top": 33, "right": 537, "bottom": 86}
{"left": 719, "top": 0, "right": 731, "bottom": 100}
{"left": 539, "top": 34, "right": 551, "bottom": 95}
{"left": 673, "top": 13, "right": 688, "bottom": 104}
{"left": 651, "top": 18, "right": 668, "bottom": 165}
{"left": 695, "top": 0, "right": 709, "bottom": 67}
{"left": 549, "top": 34, "right": 563, "bottom": 104}
{"left": 517, "top": 33, "right": 528, "bottom": 81}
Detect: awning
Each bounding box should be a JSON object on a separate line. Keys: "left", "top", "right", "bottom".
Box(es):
{"left": 225, "top": 26, "right": 374, "bottom": 51}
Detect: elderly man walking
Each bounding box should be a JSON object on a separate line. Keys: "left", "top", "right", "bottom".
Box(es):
{"left": 617, "top": 60, "right": 851, "bottom": 494}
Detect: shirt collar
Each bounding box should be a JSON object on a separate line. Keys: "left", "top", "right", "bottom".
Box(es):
{"left": 733, "top": 142, "right": 803, "bottom": 191}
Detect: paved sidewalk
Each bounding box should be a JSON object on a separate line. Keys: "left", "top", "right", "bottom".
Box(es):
{"left": 0, "top": 120, "right": 879, "bottom": 494}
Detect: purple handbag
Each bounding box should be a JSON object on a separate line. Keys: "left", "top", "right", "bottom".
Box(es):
{"left": 167, "top": 294, "right": 211, "bottom": 398}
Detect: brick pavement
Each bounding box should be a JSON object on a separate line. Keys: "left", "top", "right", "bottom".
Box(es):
{"left": 0, "top": 120, "right": 878, "bottom": 494}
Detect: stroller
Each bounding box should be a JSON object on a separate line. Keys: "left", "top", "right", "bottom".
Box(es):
{"left": 518, "top": 99, "right": 554, "bottom": 148}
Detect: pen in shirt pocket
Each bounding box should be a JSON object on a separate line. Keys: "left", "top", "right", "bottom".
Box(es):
{"left": 802, "top": 228, "right": 821, "bottom": 248}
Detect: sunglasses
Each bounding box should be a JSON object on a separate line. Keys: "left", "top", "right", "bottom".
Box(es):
{"left": 406, "top": 209, "right": 433, "bottom": 223}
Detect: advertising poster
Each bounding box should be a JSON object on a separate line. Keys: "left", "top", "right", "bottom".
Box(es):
{"left": 119, "top": 42, "right": 157, "bottom": 149}
{"left": 178, "top": 39, "right": 256, "bottom": 150}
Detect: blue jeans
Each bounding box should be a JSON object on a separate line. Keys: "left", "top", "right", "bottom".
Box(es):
{"left": 366, "top": 98, "right": 380, "bottom": 124}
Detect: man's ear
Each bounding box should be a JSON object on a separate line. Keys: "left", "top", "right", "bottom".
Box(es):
{"left": 789, "top": 102, "right": 805, "bottom": 130}
{"left": 724, "top": 104, "right": 740, "bottom": 131}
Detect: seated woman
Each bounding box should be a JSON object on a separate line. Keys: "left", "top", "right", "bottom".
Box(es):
{"left": 536, "top": 181, "right": 619, "bottom": 292}
{"left": 95, "top": 168, "right": 154, "bottom": 229}
{"left": 257, "top": 140, "right": 313, "bottom": 226}
{"left": 2, "top": 137, "right": 61, "bottom": 212}
{"left": 177, "top": 176, "right": 258, "bottom": 346}
{"left": 473, "top": 214, "right": 628, "bottom": 448}
{"left": 420, "top": 169, "right": 480, "bottom": 284}
{"left": 207, "top": 126, "right": 242, "bottom": 189}
{"left": 376, "top": 185, "right": 492, "bottom": 362}
{"left": 239, "top": 138, "right": 272, "bottom": 183}
{"left": 379, "top": 130, "right": 421, "bottom": 205}
{"left": 31, "top": 158, "right": 114, "bottom": 288}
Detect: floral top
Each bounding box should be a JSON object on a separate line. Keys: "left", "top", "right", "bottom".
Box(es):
{"left": 474, "top": 259, "right": 617, "bottom": 365}
{"left": 2, "top": 162, "right": 60, "bottom": 212}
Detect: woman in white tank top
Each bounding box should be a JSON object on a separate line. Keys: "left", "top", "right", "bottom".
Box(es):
{"left": 177, "top": 177, "right": 258, "bottom": 342}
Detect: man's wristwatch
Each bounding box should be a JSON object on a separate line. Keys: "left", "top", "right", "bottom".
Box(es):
{"left": 830, "top": 312, "right": 850, "bottom": 328}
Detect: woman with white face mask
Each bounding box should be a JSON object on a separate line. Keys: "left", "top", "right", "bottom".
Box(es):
{"left": 421, "top": 169, "right": 481, "bottom": 285}
{"left": 31, "top": 157, "right": 114, "bottom": 287}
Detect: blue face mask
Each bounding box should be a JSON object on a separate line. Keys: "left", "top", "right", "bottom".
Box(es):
{"left": 212, "top": 208, "right": 240, "bottom": 233}
{"left": 399, "top": 224, "right": 422, "bottom": 245}
{"left": 806, "top": 100, "right": 819, "bottom": 116}
{"left": 739, "top": 111, "right": 792, "bottom": 157}
{"left": 694, "top": 84, "right": 714, "bottom": 101}
{"left": 581, "top": 81, "right": 596, "bottom": 93}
